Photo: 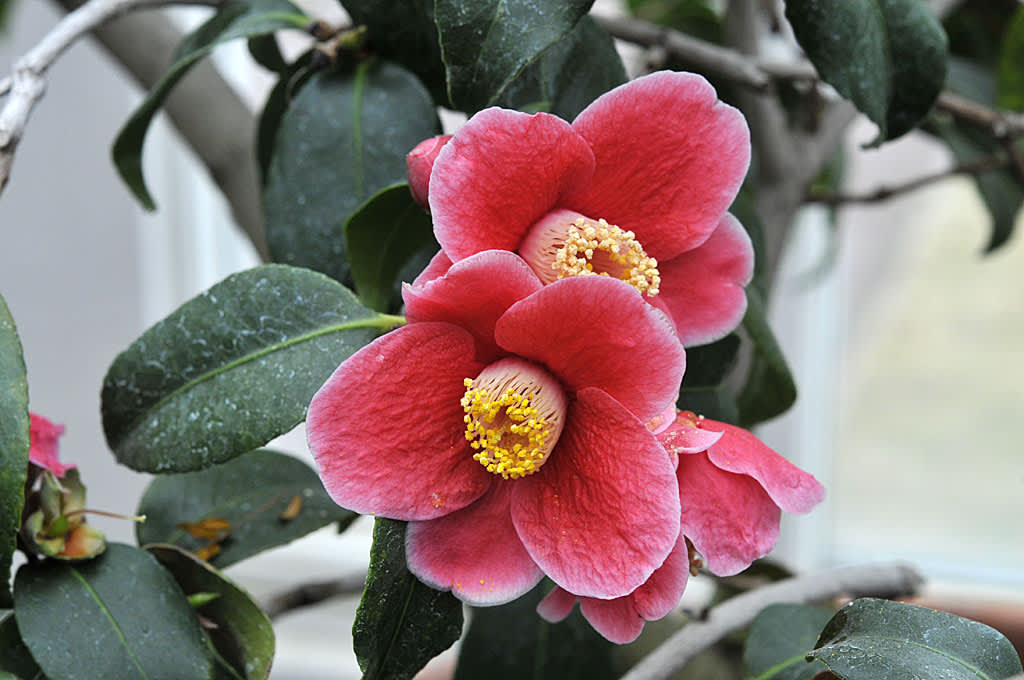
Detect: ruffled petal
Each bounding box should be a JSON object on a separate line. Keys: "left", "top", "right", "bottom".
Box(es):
{"left": 495, "top": 276, "right": 684, "bottom": 421}
{"left": 658, "top": 415, "right": 724, "bottom": 454}
{"left": 511, "top": 388, "right": 680, "bottom": 599}
{"left": 565, "top": 71, "right": 750, "bottom": 261}
{"left": 537, "top": 586, "right": 578, "bottom": 623}
{"left": 632, "top": 533, "right": 689, "bottom": 620}
{"left": 406, "top": 484, "right": 543, "bottom": 605}
{"left": 307, "top": 322, "right": 491, "bottom": 520}
{"left": 579, "top": 597, "right": 645, "bottom": 644}
{"left": 702, "top": 420, "right": 826, "bottom": 514}
{"left": 28, "top": 413, "right": 73, "bottom": 477}
{"left": 676, "top": 452, "right": 780, "bottom": 576}
{"left": 407, "top": 135, "right": 452, "bottom": 208}
{"left": 430, "top": 108, "right": 596, "bottom": 261}
{"left": 657, "top": 214, "right": 754, "bottom": 347}
{"left": 410, "top": 249, "right": 453, "bottom": 288}
{"left": 403, "top": 250, "right": 543, "bottom": 363}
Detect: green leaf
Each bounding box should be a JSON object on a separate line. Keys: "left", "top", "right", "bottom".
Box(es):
{"left": 677, "top": 334, "right": 741, "bottom": 424}
{"left": 247, "top": 34, "right": 288, "bottom": 73}
{"left": 147, "top": 545, "right": 274, "bottom": 680}
{"left": 742, "top": 604, "right": 833, "bottom": 680}
{"left": 255, "top": 51, "right": 314, "bottom": 183}
{"left": 453, "top": 582, "right": 615, "bottom": 680}
{"left": 496, "top": 15, "right": 627, "bottom": 120}
{"left": 14, "top": 543, "right": 216, "bottom": 680}
{"left": 0, "top": 293, "right": 29, "bottom": 609}
{"left": 627, "top": 0, "right": 723, "bottom": 44}
{"left": 344, "top": 184, "right": 437, "bottom": 312}
{"left": 997, "top": 7, "right": 1024, "bottom": 111}
{"left": 808, "top": 597, "right": 1024, "bottom": 680}
{"left": 136, "top": 449, "right": 355, "bottom": 567}
{"left": 435, "top": 0, "right": 595, "bottom": 112}
{"left": 101, "top": 264, "right": 397, "bottom": 473}
{"left": 112, "top": 0, "right": 309, "bottom": 210}
{"left": 0, "top": 614, "right": 46, "bottom": 680}
{"left": 353, "top": 518, "right": 463, "bottom": 680}
{"left": 263, "top": 60, "right": 440, "bottom": 284}
{"left": 737, "top": 288, "right": 797, "bottom": 427}
{"left": 784, "top": 0, "right": 948, "bottom": 144}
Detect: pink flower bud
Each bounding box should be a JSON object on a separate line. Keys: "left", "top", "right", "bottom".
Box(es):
{"left": 406, "top": 135, "right": 452, "bottom": 209}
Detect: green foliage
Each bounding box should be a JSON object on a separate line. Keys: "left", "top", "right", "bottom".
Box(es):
{"left": 136, "top": 449, "right": 355, "bottom": 567}
{"left": 0, "top": 613, "right": 46, "bottom": 680}
{"left": 0, "top": 293, "right": 29, "bottom": 609}
{"left": 255, "top": 51, "right": 313, "bottom": 182}
{"left": 997, "top": 6, "right": 1024, "bottom": 111}
{"left": 434, "top": 0, "right": 594, "bottom": 112}
{"left": 353, "top": 519, "right": 463, "bottom": 680}
{"left": 112, "top": 0, "right": 309, "bottom": 210}
{"left": 454, "top": 582, "right": 615, "bottom": 680}
{"left": 785, "top": 0, "right": 948, "bottom": 145}
{"left": 495, "top": 15, "right": 627, "bottom": 120}
{"left": 627, "top": 0, "right": 722, "bottom": 44}
{"left": 344, "top": 184, "right": 437, "bottom": 312}
{"left": 101, "top": 265, "right": 392, "bottom": 473}
{"left": 737, "top": 289, "right": 797, "bottom": 428}
{"left": 246, "top": 34, "right": 288, "bottom": 73}
{"left": 147, "top": 545, "right": 274, "bottom": 680}
{"left": 808, "top": 598, "right": 1024, "bottom": 680}
{"left": 14, "top": 544, "right": 216, "bottom": 680}
{"left": 677, "top": 334, "right": 741, "bottom": 424}
{"left": 742, "top": 604, "right": 832, "bottom": 680}
{"left": 263, "top": 60, "right": 440, "bottom": 284}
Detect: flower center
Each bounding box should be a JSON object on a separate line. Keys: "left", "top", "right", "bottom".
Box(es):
{"left": 461, "top": 358, "right": 567, "bottom": 479}
{"left": 519, "top": 209, "right": 661, "bottom": 295}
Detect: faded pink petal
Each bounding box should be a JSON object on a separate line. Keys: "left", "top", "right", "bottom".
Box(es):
{"left": 407, "top": 484, "right": 542, "bottom": 605}
{"left": 565, "top": 71, "right": 750, "bottom": 261}
{"left": 701, "top": 419, "right": 825, "bottom": 514}
{"left": 657, "top": 214, "right": 754, "bottom": 347}
{"left": 658, "top": 414, "right": 724, "bottom": 454}
{"left": 404, "top": 250, "right": 542, "bottom": 363}
{"left": 677, "top": 451, "right": 780, "bottom": 576}
{"left": 511, "top": 388, "right": 680, "bottom": 599}
{"left": 307, "top": 322, "right": 491, "bottom": 520}
{"left": 580, "top": 597, "right": 645, "bottom": 644}
{"left": 28, "top": 413, "right": 73, "bottom": 477}
{"left": 410, "top": 249, "right": 453, "bottom": 288}
{"left": 632, "top": 533, "right": 690, "bottom": 620}
{"left": 495, "top": 276, "right": 684, "bottom": 422}
{"left": 407, "top": 135, "right": 452, "bottom": 208}
{"left": 431, "top": 108, "right": 596, "bottom": 261}
{"left": 537, "top": 586, "right": 577, "bottom": 623}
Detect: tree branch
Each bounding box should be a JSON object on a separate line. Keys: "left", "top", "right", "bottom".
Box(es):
{"left": 619, "top": 562, "right": 924, "bottom": 680}
{"left": 260, "top": 570, "right": 368, "bottom": 619}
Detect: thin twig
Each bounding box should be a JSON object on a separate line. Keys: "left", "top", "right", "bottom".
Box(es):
{"left": 936, "top": 92, "right": 1024, "bottom": 139}
{"left": 619, "top": 562, "right": 924, "bottom": 680}
{"left": 261, "top": 570, "right": 368, "bottom": 619}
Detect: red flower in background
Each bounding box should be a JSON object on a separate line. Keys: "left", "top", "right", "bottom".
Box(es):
{"left": 29, "top": 412, "right": 74, "bottom": 477}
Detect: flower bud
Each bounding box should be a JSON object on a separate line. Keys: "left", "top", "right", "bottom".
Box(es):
{"left": 406, "top": 135, "right": 452, "bottom": 209}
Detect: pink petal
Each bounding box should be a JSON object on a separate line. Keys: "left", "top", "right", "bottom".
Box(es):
{"left": 28, "top": 413, "right": 73, "bottom": 477}
{"left": 676, "top": 452, "right": 780, "bottom": 576}
{"left": 537, "top": 586, "right": 577, "bottom": 623}
{"left": 403, "top": 250, "right": 543, "bottom": 363}
{"left": 658, "top": 415, "right": 724, "bottom": 454}
{"left": 579, "top": 597, "right": 645, "bottom": 644}
{"left": 307, "top": 322, "right": 491, "bottom": 520}
{"left": 565, "top": 71, "right": 750, "bottom": 261}
{"left": 495, "top": 276, "right": 684, "bottom": 422}
{"left": 702, "top": 420, "right": 825, "bottom": 514}
{"left": 430, "top": 108, "right": 596, "bottom": 261}
{"left": 511, "top": 388, "right": 680, "bottom": 599}
{"left": 632, "top": 533, "right": 690, "bottom": 620}
{"left": 407, "top": 135, "right": 452, "bottom": 209}
{"left": 406, "top": 484, "right": 543, "bottom": 605}
{"left": 657, "top": 214, "right": 754, "bottom": 347}
{"left": 410, "top": 249, "right": 453, "bottom": 288}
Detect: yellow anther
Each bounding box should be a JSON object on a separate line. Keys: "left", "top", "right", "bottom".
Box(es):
{"left": 549, "top": 217, "right": 660, "bottom": 296}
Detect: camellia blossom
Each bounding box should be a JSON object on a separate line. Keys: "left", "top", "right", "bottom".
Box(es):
{"left": 308, "top": 250, "right": 685, "bottom": 604}
{"left": 538, "top": 410, "right": 825, "bottom": 643}
{"left": 416, "top": 70, "right": 753, "bottom": 347}
{"left": 29, "top": 412, "right": 74, "bottom": 477}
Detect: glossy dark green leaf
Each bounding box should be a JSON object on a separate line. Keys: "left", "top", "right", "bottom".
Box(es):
{"left": 737, "top": 288, "right": 797, "bottom": 427}
{"left": 0, "top": 614, "right": 46, "bottom": 680}
{"left": 808, "top": 598, "right": 1024, "bottom": 680}
{"left": 14, "top": 543, "right": 216, "bottom": 680}
{"left": 344, "top": 184, "right": 437, "bottom": 312}
{"left": 113, "top": 0, "right": 309, "bottom": 210}
{"left": 263, "top": 60, "right": 440, "bottom": 284}
{"left": 785, "top": 0, "right": 948, "bottom": 144}
{"left": 435, "top": 0, "right": 595, "bottom": 112}
{"left": 743, "top": 604, "right": 833, "bottom": 680}
{"left": 255, "top": 51, "right": 314, "bottom": 182}
{"left": 101, "top": 264, "right": 397, "bottom": 473}
{"left": 0, "top": 293, "right": 29, "bottom": 609}
{"left": 353, "top": 518, "right": 463, "bottom": 680}
{"left": 677, "top": 334, "right": 741, "bottom": 424}
{"left": 147, "top": 545, "right": 274, "bottom": 679}
{"left": 247, "top": 34, "right": 288, "bottom": 73}
{"left": 997, "top": 7, "right": 1024, "bottom": 111}
{"left": 496, "top": 15, "right": 626, "bottom": 120}
{"left": 340, "top": 0, "right": 448, "bottom": 103}
{"left": 136, "top": 449, "right": 355, "bottom": 567}
{"left": 454, "top": 582, "right": 614, "bottom": 680}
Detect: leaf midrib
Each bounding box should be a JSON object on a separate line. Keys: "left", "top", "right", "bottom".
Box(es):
{"left": 69, "top": 568, "right": 151, "bottom": 680}
{"left": 817, "top": 633, "right": 1006, "bottom": 680}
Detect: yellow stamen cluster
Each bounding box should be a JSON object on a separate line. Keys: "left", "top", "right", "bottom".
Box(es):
{"left": 461, "top": 378, "right": 553, "bottom": 479}
{"left": 553, "top": 217, "right": 661, "bottom": 296}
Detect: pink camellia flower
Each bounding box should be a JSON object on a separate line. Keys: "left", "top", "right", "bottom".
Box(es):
{"left": 28, "top": 412, "right": 74, "bottom": 477}
{"left": 538, "top": 410, "right": 825, "bottom": 643}
{"left": 308, "top": 250, "right": 685, "bottom": 604}
{"left": 418, "top": 70, "right": 753, "bottom": 347}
